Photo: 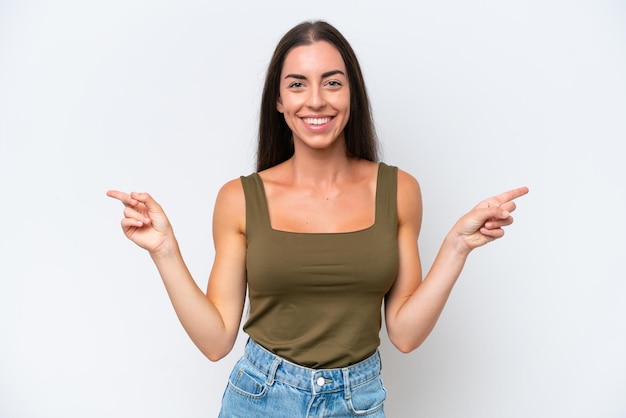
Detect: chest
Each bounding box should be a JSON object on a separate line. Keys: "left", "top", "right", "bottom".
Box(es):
{"left": 265, "top": 184, "right": 376, "bottom": 234}
{"left": 246, "top": 223, "right": 399, "bottom": 297}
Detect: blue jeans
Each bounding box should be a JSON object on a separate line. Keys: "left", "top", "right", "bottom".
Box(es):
{"left": 219, "top": 338, "right": 386, "bottom": 417}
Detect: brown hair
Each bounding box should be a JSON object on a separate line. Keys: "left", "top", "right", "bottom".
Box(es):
{"left": 256, "top": 21, "right": 379, "bottom": 171}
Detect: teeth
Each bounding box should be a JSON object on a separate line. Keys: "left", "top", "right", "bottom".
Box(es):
{"left": 304, "top": 117, "right": 330, "bottom": 125}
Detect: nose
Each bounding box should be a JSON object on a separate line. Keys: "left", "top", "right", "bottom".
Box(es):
{"left": 306, "top": 86, "right": 325, "bottom": 109}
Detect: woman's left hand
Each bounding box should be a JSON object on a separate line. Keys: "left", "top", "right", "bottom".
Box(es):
{"left": 451, "top": 186, "right": 529, "bottom": 253}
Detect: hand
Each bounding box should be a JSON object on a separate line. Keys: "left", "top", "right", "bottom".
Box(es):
{"left": 451, "top": 186, "right": 529, "bottom": 253}
{"left": 106, "top": 190, "right": 175, "bottom": 255}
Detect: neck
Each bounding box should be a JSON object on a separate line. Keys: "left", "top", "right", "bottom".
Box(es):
{"left": 286, "top": 152, "right": 356, "bottom": 188}
{"left": 288, "top": 136, "right": 353, "bottom": 181}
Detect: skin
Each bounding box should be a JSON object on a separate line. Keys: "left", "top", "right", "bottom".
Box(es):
{"left": 107, "top": 40, "right": 529, "bottom": 361}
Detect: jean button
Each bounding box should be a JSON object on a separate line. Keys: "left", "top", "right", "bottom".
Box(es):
{"left": 316, "top": 377, "right": 325, "bottom": 386}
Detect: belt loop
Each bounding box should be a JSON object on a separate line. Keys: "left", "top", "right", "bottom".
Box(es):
{"left": 342, "top": 367, "right": 351, "bottom": 400}
{"left": 266, "top": 356, "right": 281, "bottom": 386}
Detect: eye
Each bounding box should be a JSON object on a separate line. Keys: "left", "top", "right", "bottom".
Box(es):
{"left": 325, "top": 80, "right": 343, "bottom": 88}
{"left": 288, "top": 81, "right": 304, "bottom": 89}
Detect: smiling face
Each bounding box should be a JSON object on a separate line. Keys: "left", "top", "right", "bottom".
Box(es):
{"left": 276, "top": 41, "right": 350, "bottom": 154}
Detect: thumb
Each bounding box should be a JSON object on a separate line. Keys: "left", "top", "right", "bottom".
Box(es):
{"left": 476, "top": 206, "right": 510, "bottom": 222}
{"left": 130, "top": 192, "right": 167, "bottom": 219}
{"left": 131, "top": 191, "right": 160, "bottom": 208}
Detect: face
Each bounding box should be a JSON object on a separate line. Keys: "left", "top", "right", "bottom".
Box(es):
{"left": 276, "top": 41, "right": 350, "bottom": 153}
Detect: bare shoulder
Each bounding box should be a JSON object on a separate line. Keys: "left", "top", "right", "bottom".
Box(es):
{"left": 215, "top": 177, "right": 246, "bottom": 207}
{"left": 396, "top": 167, "right": 422, "bottom": 200}
{"left": 395, "top": 167, "right": 423, "bottom": 227}
{"left": 217, "top": 177, "right": 245, "bottom": 198}
{"left": 213, "top": 177, "right": 246, "bottom": 233}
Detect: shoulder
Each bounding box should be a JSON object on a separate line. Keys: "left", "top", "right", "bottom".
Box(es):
{"left": 216, "top": 177, "right": 246, "bottom": 203}
{"left": 393, "top": 166, "right": 422, "bottom": 227}
{"left": 380, "top": 163, "right": 421, "bottom": 197}
{"left": 213, "top": 177, "right": 246, "bottom": 232}
{"left": 396, "top": 167, "right": 421, "bottom": 196}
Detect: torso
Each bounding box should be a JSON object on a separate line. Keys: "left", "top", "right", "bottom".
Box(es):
{"left": 241, "top": 160, "right": 400, "bottom": 368}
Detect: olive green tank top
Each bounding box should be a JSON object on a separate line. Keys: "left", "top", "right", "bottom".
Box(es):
{"left": 241, "top": 162, "right": 399, "bottom": 368}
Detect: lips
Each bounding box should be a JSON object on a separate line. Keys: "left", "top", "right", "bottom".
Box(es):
{"left": 302, "top": 117, "right": 332, "bottom": 126}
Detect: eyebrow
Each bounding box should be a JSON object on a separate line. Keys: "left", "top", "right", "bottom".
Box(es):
{"left": 284, "top": 70, "right": 346, "bottom": 80}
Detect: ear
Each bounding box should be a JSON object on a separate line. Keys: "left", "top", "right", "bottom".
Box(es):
{"left": 276, "top": 96, "right": 284, "bottom": 113}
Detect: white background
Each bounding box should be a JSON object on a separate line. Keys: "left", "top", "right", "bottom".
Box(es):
{"left": 1, "top": 1, "right": 625, "bottom": 417}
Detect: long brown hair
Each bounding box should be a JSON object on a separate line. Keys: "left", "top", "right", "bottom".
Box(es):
{"left": 256, "top": 21, "right": 379, "bottom": 172}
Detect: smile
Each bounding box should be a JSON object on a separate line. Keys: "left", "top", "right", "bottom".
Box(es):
{"left": 302, "top": 117, "right": 332, "bottom": 126}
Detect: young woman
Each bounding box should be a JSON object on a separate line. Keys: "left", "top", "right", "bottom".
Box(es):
{"left": 107, "top": 20, "right": 528, "bottom": 417}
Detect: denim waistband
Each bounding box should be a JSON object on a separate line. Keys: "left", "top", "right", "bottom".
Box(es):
{"left": 243, "top": 338, "right": 382, "bottom": 395}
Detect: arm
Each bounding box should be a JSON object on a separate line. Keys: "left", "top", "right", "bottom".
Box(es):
{"left": 106, "top": 179, "right": 247, "bottom": 361}
{"left": 384, "top": 170, "right": 528, "bottom": 353}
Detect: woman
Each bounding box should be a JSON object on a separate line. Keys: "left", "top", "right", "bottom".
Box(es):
{"left": 107, "top": 20, "right": 528, "bottom": 417}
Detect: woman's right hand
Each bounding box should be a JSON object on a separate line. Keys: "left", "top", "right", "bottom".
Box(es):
{"left": 106, "top": 190, "right": 175, "bottom": 256}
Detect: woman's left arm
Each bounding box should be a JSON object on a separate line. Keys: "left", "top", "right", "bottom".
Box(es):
{"left": 384, "top": 169, "right": 528, "bottom": 353}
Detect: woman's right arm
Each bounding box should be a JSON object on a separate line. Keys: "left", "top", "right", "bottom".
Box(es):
{"left": 106, "top": 179, "right": 247, "bottom": 361}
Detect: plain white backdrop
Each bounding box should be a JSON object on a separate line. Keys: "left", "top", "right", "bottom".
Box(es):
{"left": 1, "top": 1, "right": 625, "bottom": 417}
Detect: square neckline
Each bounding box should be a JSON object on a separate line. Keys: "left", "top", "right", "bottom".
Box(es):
{"left": 253, "top": 163, "right": 383, "bottom": 236}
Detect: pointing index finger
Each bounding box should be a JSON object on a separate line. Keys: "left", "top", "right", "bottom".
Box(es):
{"left": 491, "top": 186, "right": 529, "bottom": 206}
{"left": 106, "top": 190, "right": 138, "bottom": 207}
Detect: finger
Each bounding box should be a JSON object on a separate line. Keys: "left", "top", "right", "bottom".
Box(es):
{"left": 479, "top": 226, "right": 505, "bottom": 239}
{"left": 476, "top": 206, "right": 511, "bottom": 223}
{"left": 484, "top": 216, "right": 514, "bottom": 230}
{"left": 130, "top": 192, "right": 158, "bottom": 208}
{"left": 106, "top": 189, "right": 128, "bottom": 201}
{"left": 488, "top": 186, "right": 529, "bottom": 206}
{"left": 499, "top": 201, "right": 517, "bottom": 213}
{"left": 121, "top": 217, "right": 145, "bottom": 229}
{"left": 124, "top": 206, "right": 151, "bottom": 225}
{"left": 130, "top": 192, "right": 163, "bottom": 214}
{"left": 106, "top": 190, "right": 138, "bottom": 207}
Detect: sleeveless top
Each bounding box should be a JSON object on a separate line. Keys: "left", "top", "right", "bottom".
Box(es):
{"left": 240, "top": 162, "right": 399, "bottom": 368}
